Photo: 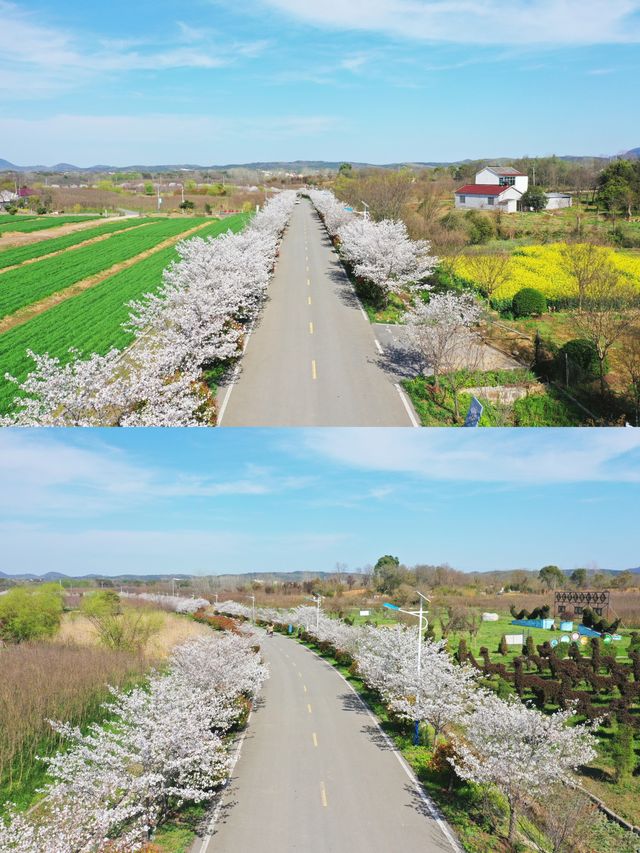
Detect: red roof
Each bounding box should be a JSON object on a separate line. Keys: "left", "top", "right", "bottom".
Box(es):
{"left": 455, "top": 184, "right": 512, "bottom": 196}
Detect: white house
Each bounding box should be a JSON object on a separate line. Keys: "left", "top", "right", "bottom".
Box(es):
{"left": 455, "top": 165, "right": 573, "bottom": 213}
{"left": 475, "top": 166, "right": 529, "bottom": 193}
{"left": 0, "top": 189, "right": 19, "bottom": 210}
{"left": 455, "top": 166, "right": 528, "bottom": 213}
{"left": 454, "top": 183, "right": 523, "bottom": 213}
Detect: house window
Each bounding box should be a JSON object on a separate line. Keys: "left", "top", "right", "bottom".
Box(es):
{"left": 459, "top": 195, "right": 465, "bottom": 204}
{"left": 487, "top": 197, "right": 494, "bottom": 206}
{"left": 499, "top": 176, "right": 516, "bottom": 186}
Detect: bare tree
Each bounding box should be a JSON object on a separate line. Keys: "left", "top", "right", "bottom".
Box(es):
{"left": 463, "top": 252, "right": 512, "bottom": 303}
{"left": 338, "top": 169, "right": 414, "bottom": 221}
{"left": 561, "top": 242, "right": 608, "bottom": 311}
{"left": 572, "top": 262, "right": 640, "bottom": 396}
{"left": 622, "top": 325, "right": 640, "bottom": 425}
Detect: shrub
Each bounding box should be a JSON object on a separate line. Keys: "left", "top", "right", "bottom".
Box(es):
{"left": 512, "top": 287, "right": 547, "bottom": 317}
{"left": 0, "top": 584, "right": 63, "bottom": 643}
{"left": 498, "top": 635, "right": 508, "bottom": 655}
{"left": 464, "top": 210, "right": 495, "bottom": 245}
{"left": 556, "top": 339, "right": 604, "bottom": 382}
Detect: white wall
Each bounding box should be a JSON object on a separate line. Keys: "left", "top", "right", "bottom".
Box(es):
{"left": 514, "top": 175, "right": 529, "bottom": 192}
{"left": 545, "top": 194, "right": 572, "bottom": 210}
{"left": 475, "top": 168, "right": 499, "bottom": 185}
{"left": 455, "top": 186, "right": 521, "bottom": 212}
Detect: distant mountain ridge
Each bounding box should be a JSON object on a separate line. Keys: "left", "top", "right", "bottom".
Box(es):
{"left": 1, "top": 151, "right": 637, "bottom": 174}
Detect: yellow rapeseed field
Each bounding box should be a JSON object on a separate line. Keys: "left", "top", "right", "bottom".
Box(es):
{"left": 454, "top": 243, "right": 640, "bottom": 301}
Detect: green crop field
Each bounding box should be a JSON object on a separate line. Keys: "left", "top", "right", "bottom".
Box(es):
{"left": 0, "top": 217, "right": 161, "bottom": 270}
{"left": 0, "top": 215, "right": 38, "bottom": 225}
{"left": 0, "top": 214, "right": 249, "bottom": 414}
{"left": 0, "top": 215, "right": 101, "bottom": 234}
{"left": 0, "top": 218, "right": 213, "bottom": 320}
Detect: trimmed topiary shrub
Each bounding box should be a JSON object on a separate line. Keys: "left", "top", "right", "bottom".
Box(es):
{"left": 512, "top": 287, "right": 547, "bottom": 317}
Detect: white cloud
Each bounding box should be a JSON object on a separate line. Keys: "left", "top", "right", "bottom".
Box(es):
{"left": 305, "top": 429, "right": 640, "bottom": 484}
{"left": 0, "top": 432, "right": 306, "bottom": 517}
{"left": 260, "top": 0, "right": 640, "bottom": 45}
{"left": 0, "top": 1, "right": 266, "bottom": 99}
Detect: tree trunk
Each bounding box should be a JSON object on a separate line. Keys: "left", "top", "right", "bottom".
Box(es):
{"left": 508, "top": 798, "right": 518, "bottom": 846}
{"left": 599, "top": 355, "right": 606, "bottom": 398}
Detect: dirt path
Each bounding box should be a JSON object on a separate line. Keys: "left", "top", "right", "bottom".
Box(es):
{"left": 0, "top": 221, "right": 212, "bottom": 335}
{"left": 0, "top": 216, "right": 135, "bottom": 249}
{"left": 0, "top": 222, "right": 155, "bottom": 275}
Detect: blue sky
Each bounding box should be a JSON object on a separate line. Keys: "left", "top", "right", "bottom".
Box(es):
{"left": 1, "top": 0, "right": 639, "bottom": 165}
{"left": 0, "top": 428, "right": 638, "bottom": 576}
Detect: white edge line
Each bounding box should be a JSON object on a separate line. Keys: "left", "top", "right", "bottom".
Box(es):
{"left": 374, "top": 338, "right": 384, "bottom": 355}
{"left": 302, "top": 644, "right": 462, "bottom": 853}
{"left": 199, "top": 709, "right": 253, "bottom": 852}
{"left": 394, "top": 383, "right": 420, "bottom": 428}
{"left": 217, "top": 318, "right": 256, "bottom": 426}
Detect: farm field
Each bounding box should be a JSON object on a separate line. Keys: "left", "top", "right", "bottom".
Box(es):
{"left": 454, "top": 242, "right": 640, "bottom": 304}
{"left": 0, "top": 217, "right": 213, "bottom": 320}
{"left": 0, "top": 214, "right": 101, "bottom": 234}
{"left": 0, "top": 216, "right": 160, "bottom": 269}
{"left": 0, "top": 214, "right": 248, "bottom": 413}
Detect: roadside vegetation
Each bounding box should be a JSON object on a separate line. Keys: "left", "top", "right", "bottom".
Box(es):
{"left": 315, "top": 157, "right": 640, "bottom": 426}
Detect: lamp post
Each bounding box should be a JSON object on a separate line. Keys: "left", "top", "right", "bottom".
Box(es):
{"left": 361, "top": 201, "right": 370, "bottom": 220}
{"left": 171, "top": 577, "right": 181, "bottom": 597}
{"left": 383, "top": 590, "right": 430, "bottom": 744}
{"left": 308, "top": 594, "right": 323, "bottom": 630}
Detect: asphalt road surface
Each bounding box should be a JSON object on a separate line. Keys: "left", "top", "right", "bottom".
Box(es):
{"left": 197, "top": 633, "right": 459, "bottom": 853}
{"left": 218, "top": 199, "right": 417, "bottom": 426}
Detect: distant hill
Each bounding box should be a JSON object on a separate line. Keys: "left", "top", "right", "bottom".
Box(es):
{"left": 0, "top": 152, "right": 633, "bottom": 175}
{"left": 0, "top": 569, "right": 335, "bottom": 583}
{"left": 626, "top": 148, "right": 640, "bottom": 159}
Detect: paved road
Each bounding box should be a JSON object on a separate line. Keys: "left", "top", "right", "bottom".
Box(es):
{"left": 197, "top": 634, "right": 458, "bottom": 853}
{"left": 218, "top": 199, "right": 417, "bottom": 426}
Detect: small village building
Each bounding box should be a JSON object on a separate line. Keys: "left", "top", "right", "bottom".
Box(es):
{"left": 544, "top": 192, "right": 573, "bottom": 210}
{"left": 455, "top": 165, "right": 572, "bottom": 213}
{"left": 455, "top": 166, "right": 529, "bottom": 213}
{"left": 454, "top": 183, "right": 522, "bottom": 213}
{"left": 0, "top": 189, "right": 19, "bottom": 209}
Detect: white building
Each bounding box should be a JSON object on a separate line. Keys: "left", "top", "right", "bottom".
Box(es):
{"left": 455, "top": 166, "right": 528, "bottom": 213}
{"left": 544, "top": 192, "right": 573, "bottom": 210}
{"left": 455, "top": 165, "right": 573, "bottom": 213}
{"left": 0, "top": 189, "right": 19, "bottom": 210}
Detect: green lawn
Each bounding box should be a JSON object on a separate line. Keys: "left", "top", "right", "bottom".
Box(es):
{"left": 0, "top": 214, "right": 249, "bottom": 414}
{"left": 0, "top": 215, "right": 101, "bottom": 234}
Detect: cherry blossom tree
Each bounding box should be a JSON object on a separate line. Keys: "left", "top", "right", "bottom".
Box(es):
{"left": 450, "top": 692, "right": 598, "bottom": 845}
{"left": 0, "top": 632, "right": 268, "bottom": 851}
{"left": 2, "top": 192, "right": 298, "bottom": 427}
{"left": 337, "top": 217, "right": 437, "bottom": 306}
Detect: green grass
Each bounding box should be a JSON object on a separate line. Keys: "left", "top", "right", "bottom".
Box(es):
{"left": 0, "top": 215, "right": 101, "bottom": 234}
{"left": 151, "top": 805, "right": 208, "bottom": 853}
{"left": 0, "top": 217, "right": 160, "bottom": 269}
{"left": 0, "top": 218, "right": 211, "bottom": 320}
{"left": 402, "top": 370, "right": 585, "bottom": 426}
{"left": 0, "top": 215, "right": 38, "bottom": 224}
{"left": 0, "top": 214, "right": 249, "bottom": 414}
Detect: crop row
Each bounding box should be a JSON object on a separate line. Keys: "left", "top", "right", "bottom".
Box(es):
{"left": 0, "top": 218, "right": 212, "bottom": 320}
{"left": 0, "top": 215, "right": 101, "bottom": 235}
{"left": 0, "top": 218, "right": 161, "bottom": 270}
{"left": 0, "top": 215, "right": 249, "bottom": 414}
{"left": 0, "top": 215, "right": 38, "bottom": 225}
{"left": 455, "top": 243, "right": 640, "bottom": 301}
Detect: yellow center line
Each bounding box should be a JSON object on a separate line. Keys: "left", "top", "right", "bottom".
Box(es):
{"left": 309, "top": 322, "right": 314, "bottom": 335}
{"left": 308, "top": 296, "right": 311, "bottom": 305}
{"left": 320, "top": 782, "right": 328, "bottom": 808}
{"left": 312, "top": 732, "right": 318, "bottom": 747}
{"left": 298, "top": 671, "right": 302, "bottom": 677}
{"left": 311, "top": 360, "right": 317, "bottom": 380}
{"left": 307, "top": 703, "right": 312, "bottom": 714}
{"left": 307, "top": 277, "right": 311, "bottom": 286}
{"left": 303, "top": 684, "right": 308, "bottom": 693}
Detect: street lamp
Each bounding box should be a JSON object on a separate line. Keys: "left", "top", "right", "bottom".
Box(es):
{"left": 361, "top": 201, "right": 370, "bottom": 220}
{"left": 308, "top": 594, "right": 323, "bottom": 630}
{"left": 171, "top": 577, "right": 181, "bottom": 597}
{"left": 383, "top": 590, "right": 430, "bottom": 744}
